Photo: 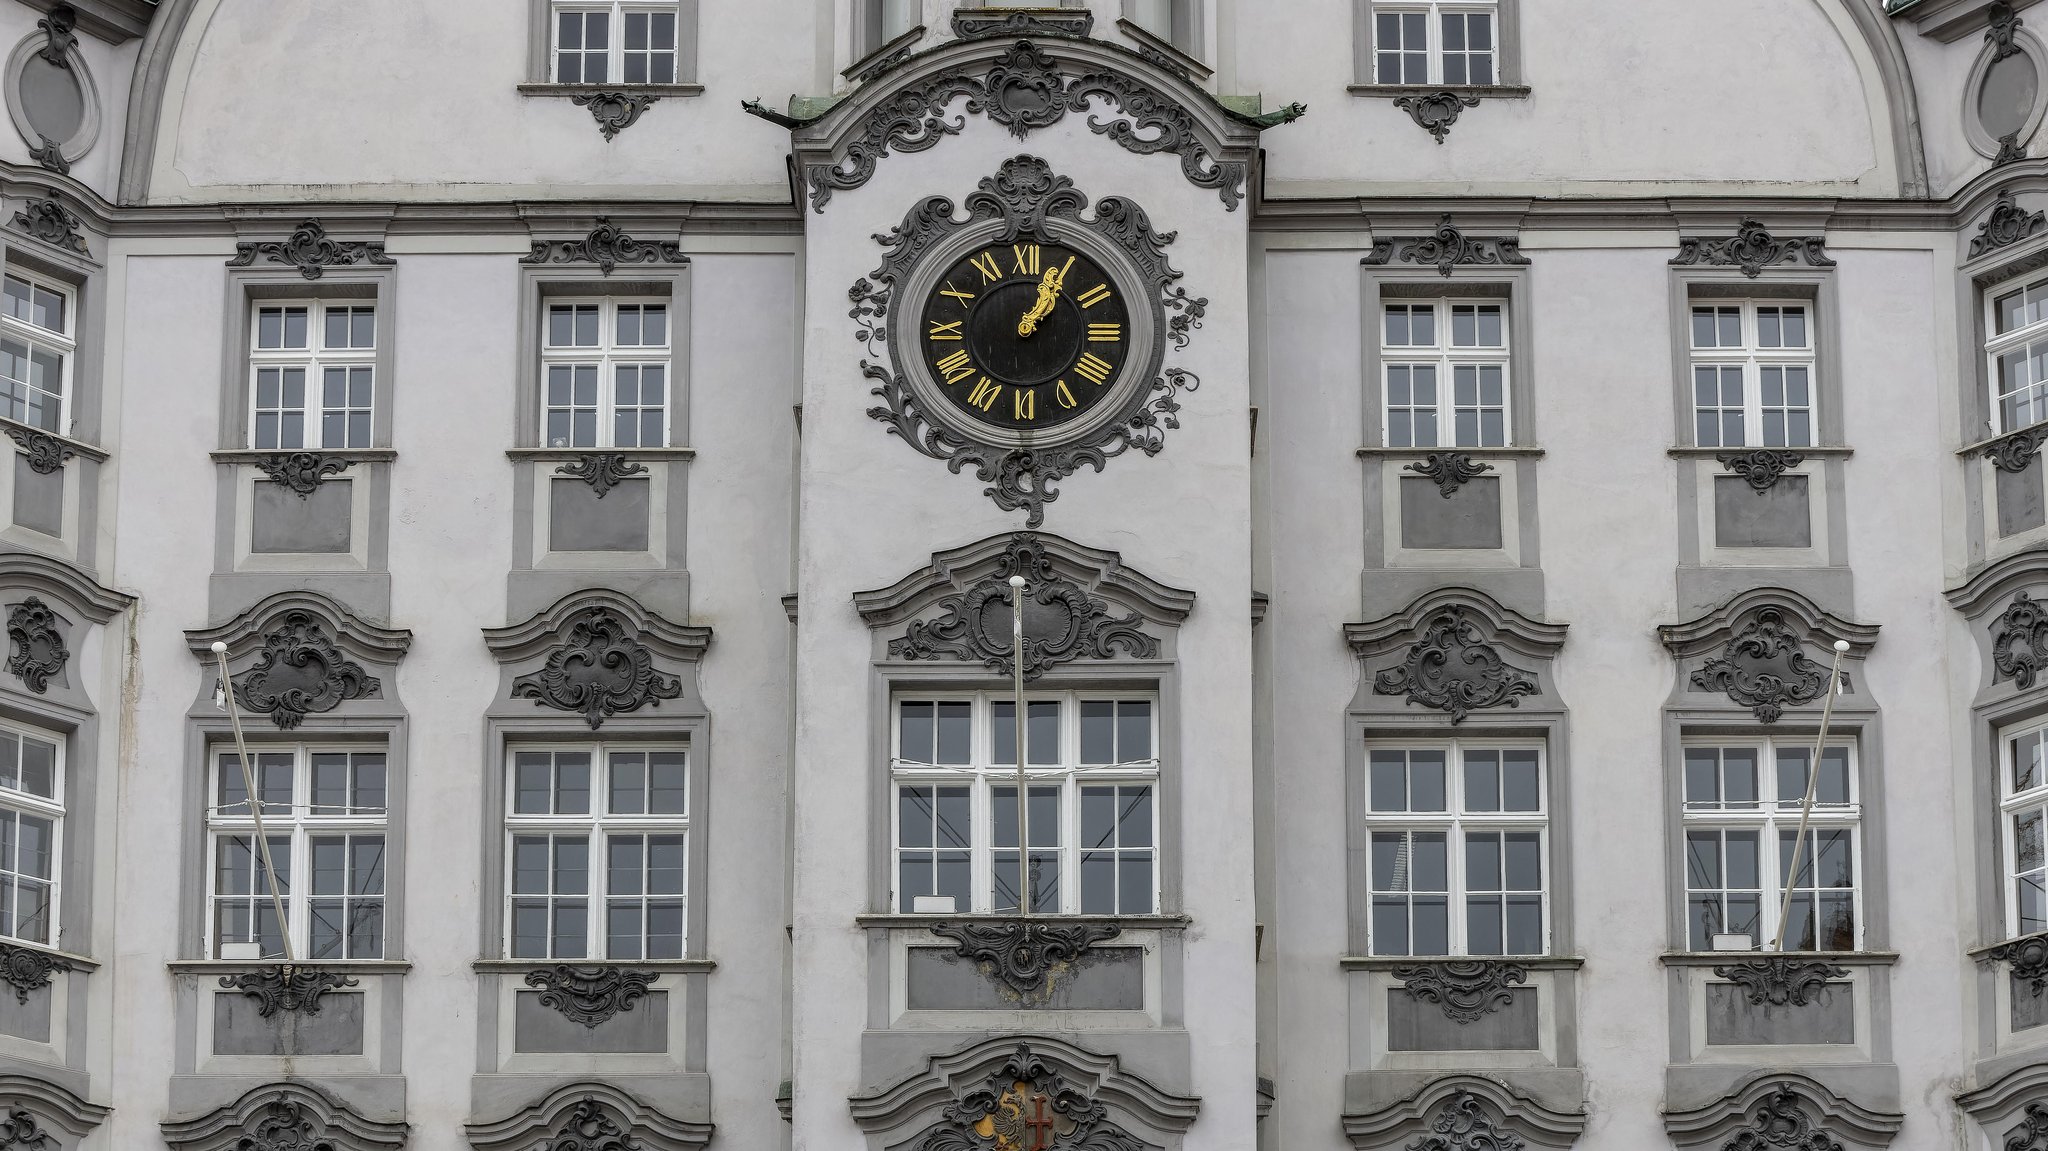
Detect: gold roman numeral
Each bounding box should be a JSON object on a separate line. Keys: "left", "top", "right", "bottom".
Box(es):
{"left": 939, "top": 280, "right": 974, "bottom": 305}
{"left": 1011, "top": 244, "right": 1040, "bottom": 276}
{"left": 1013, "top": 389, "right": 1036, "bottom": 421}
{"left": 1055, "top": 380, "right": 1078, "bottom": 409}
{"left": 969, "top": 251, "right": 1002, "bottom": 284}
{"left": 935, "top": 349, "right": 975, "bottom": 385}
{"left": 1087, "top": 323, "right": 1122, "bottom": 343}
{"left": 1074, "top": 353, "right": 1113, "bottom": 386}
{"left": 967, "top": 377, "right": 1002, "bottom": 411}
{"left": 1076, "top": 283, "right": 1112, "bottom": 309}
{"left": 928, "top": 320, "right": 963, "bottom": 341}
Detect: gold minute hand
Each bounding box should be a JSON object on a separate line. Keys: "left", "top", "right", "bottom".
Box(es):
{"left": 1016, "top": 263, "right": 1068, "bottom": 337}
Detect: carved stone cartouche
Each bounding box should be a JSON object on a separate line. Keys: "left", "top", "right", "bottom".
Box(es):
{"left": 1973, "top": 190, "right": 2047, "bottom": 259}
{"left": 35, "top": 5, "right": 75, "bottom": 69}
{"left": 1710, "top": 958, "right": 1848, "bottom": 1007}
{"left": 226, "top": 220, "right": 395, "bottom": 281}
{"left": 1994, "top": 591, "right": 2048, "bottom": 689}
{"left": 1390, "top": 960, "right": 1527, "bottom": 1024}
{"left": 1689, "top": 607, "right": 1835, "bottom": 724}
{"left": 6, "top": 597, "right": 67, "bottom": 694}
{"left": 1363, "top": 215, "right": 1529, "bottom": 278}
{"left": 1393, "top": 91, "right": 1480, "bottom": 144}
{"left": 521, "top": 217, "right": 686, "bottom": 275}
{"left": 1991, "top": 0, "right": 2025, "bottom": 61}
{"left": 1372, "top": 607, "right": 1538, "bottom": 724}
{"left": 0, "top": 940, "right": 72, "bottom": 1005}
{"left": 572, "top": 91, "right": 659, "bottom": 140}
{"left": 543, "top": 1098, "right": 642, "bottom": 1151}
{"left": 915, "top": 1044, "right": 1138, "bottom": 1151}
{"left": 926, "top": 919, "right": 1122, "bottom": 1001}
{"left": 229, "top": 611, "right": 380, "bottom": 729}
{"left": 1721, "top": 1085, "right": 1844, "bottom": 1151}
{"left": 1718, "top": 449, "right": 1804, "bottom": 493}
{"left": 0, "top": 1107, "right": 51, "bottom": 1150}
{"left": 1409, "top": 1090, "right": 1527, "bottom": 1151}
{"left": 555, "top": 453, "right": 648, "bottom": 497}
{"left": 951, "top": 7, "right": 1095, "bottom": 40}
{"left": 1670, "top": 219, "right": 1834, "bottom": 279}
{"left": 524, "top": 964, "right": 658, "bottom": 1027}
{"left": 253, "top": 453, "right": 349, "bottom": 497}
{"left": 890, "top": 535, "right": 1155, "bottom": 681}
{"left": 2009, "top": 1101, "right": 2048, "bottom": 1151}
{"left": 1989, "top": 933, "right": 2048, "bottom": 994}
{"left": 1989, "top": 426, "right": 2048, "bottom": 474}
{"left": 217, "top": 965, "right": 359, "bottom": 1017}
{"left": 6, "top": 427, "right": 74, "bottom": 474}
{"left": 230, "top": 1099, "right": 332, "bottom": 1151}
{"left": 10, "top": 198, "right": 89, "bottom": 258}
{"left": 511, "top": 606, "right": 682, "bottom": 729}
{"left": 1405, "top": 451, "right": 1493, "bottom": 498}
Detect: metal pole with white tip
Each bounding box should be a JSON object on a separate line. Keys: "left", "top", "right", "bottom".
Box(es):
{"left": 1011, "top": 573, "right": 1030, "bottom": 916}
{"left": 1770, "top": 638, "right": 1851, "bottom": 953}
{"left": 212, "top": 640, "right": 296, "bottom": 966}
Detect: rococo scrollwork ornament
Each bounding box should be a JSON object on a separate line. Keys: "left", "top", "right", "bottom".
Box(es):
{"left": 927, "top": 919, "right": 1122, "bottom": 1002}
{"left": 1406, "top": 451, "right": 1493, "bottom": 498}
{"left": 0, "top": 1107, "right": 51, "bottom": 1150}
{"left": 1989, "top": 933, "right": 2048, "bottom": 994}
{"left": 853, "top": 156, "right": 1205, "bottom": 527}
{"left": 914, "top": 1044, "right": 1145, "bottom": 1151}
{"left": 571, "top": 91, "right": 659, "bottom": 140}
{"left": 1373, "top": 607, "right": 1539, "bottom": 724}
{"left": 1391, "top": 960, "right": 1527, "bottom": 1025}
{"left": 1972, "top": 190, "right": 2047, "bottom": 259}
{"left": 1987, "top": 425, "right": 2048, "bottom": 474}
{"left": 1409, "top": 1090, "right": 1527, "bottom": 1151}
{"left": 889, "top": 535, "right": 1156, "bottom": 680}
{"left": 227, "top": 220, "right": 396, "bottom": 281}
{"left": 5, "top": 427, "right": 74, "bottom": 474}
{"left": 35, "top": 5, "right": 75, "bottom": 69}
{"left": 1670, "top": 219, "right": 1834, "bottom": 279}
{"left": 524, "top": 965, "right": 658, "bottom": 1027}
{"left": 1719, "top": 449, "right": 1805, "bottom": 493}
{"left": 1710, "top": 958, "right": 1848, "bottom": 1007}
{"left": 1722, "top": 1085, "right": 1844, "bottom": 1151}
{"left": 229, "top": 610, "right": 381, "bottom": 729}
{"left": 2009, "top": 1101, "right": 2048, "bottom": 1151}
{"left": 1394, "top": 91, "right": 1481, "bottom": 144}
{"left": 1690, "top": 608, "right": 1838, "bottom": 724}
{"left": 6, "top": 597, "right": 67, "bottom": 694}
{"left": 555, "top": 453, "right": 647, "bottom": 498}
{"left": 512, "top": 606, "right": 683, "bottom": 729}
{"left": 521, "top": 217, "right": 687, "bottom": 275}
{"left": 1993, "top": 591, "right": 2048, "bottom": 688}
{"left": 0, "top": 940, "right": 72, "bottom": 1005}
{"left": 253, "top": 452, "right": 350, "bottom": 497}
{"left": 10, "top": 198, "right": 89, "bottom": 258}
{"left": 217, "top": 965, "right": 359, "bottom": 1017}
{"left": 1991, "top": 1, "right": 2026, "bottom": 61}
{"left": 228, "top": 1099, "right": 335, "bottom": 1151}
{"left": 1362, "top": 215, "right": 1531, "bottom": 278}
{"left": 542, "top": 1098, "right": 642, "bottom": 1151}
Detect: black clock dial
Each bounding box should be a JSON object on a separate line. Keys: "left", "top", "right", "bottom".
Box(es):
{"left": 917, "top": 237, "right": 1132, "bottom": 432}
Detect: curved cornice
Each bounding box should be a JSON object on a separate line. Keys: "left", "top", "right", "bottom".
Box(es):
{"left": 183, "top": 588, "right": 412, "bottom": 664}
{"left": 1662, "top": 1071, "right": 1904, "bottom": 1148}
{"left": 159, "top": 1081, "right": 406, "bottom": 1151}
{"left": 464, "top": 1080, "right": 713, "bottom": 1151}
{"left": 847, "top": 1033, "right": 1200, "bottom": 1133}
{"left": 1948, "top": 546, "right": 2048, "bottom": 617}
{"left": 1341, "top": 1073, "right": 1586, "bottom": 1150}
{"left": 0, "top": 551, "right": 130, "bottom": 623}
{"left": 481, "top": 588, "right": 711, "bottom": 664}
{"left": 1656, "top": 585, "right": 1880, "bottom": 657}
{"left": 854, "top": 530, "right": 1195, "bottom": 629}
{"left": 0, "top": 1071, "right": 110, "bottom": 1142}
{"left": 1344, "top": 585, "right": 1568, "bottom": 661}
{"left": 1958, "top": 1056, "right": 2048, "bottom": 1119}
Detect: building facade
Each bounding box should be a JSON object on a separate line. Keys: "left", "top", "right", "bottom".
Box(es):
{"left": 0, "top": 0, "right": 2036, "bottom": 1148}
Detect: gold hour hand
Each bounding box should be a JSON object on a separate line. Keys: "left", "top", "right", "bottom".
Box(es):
{"left": 1017, "top": 264, "right": 1067, "bottom": 337}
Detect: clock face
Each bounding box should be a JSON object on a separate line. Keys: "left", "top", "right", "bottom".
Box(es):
{"left": 917, "top": 237, "right": 1133, "bottom": 433}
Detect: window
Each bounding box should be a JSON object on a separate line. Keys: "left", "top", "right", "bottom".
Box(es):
{"left": 552, "top": 1, "right": 681, "bottom": 84}
{"left": 0, "top": 723, "right": 59, "bottom": 947}
{"left": 2003, "top": 721, "right": 2048, "bottom": 938}
{"left": 1689, "top": 301, "right": 1814, "bottom": 449}
{"left": 505, "top": 746, "right": 688, "bottom": 960}
{"left": 1381, "top": 299, "right": 1509, "bottom": 448}
{"left": 1362, "top": 742, "right": 1546, "bottom": 956}
{"left": 248, "top": 301, "right": 376, "bottom": 451}
{"left": 1990, "top": 272, "right": 2048, "bottom": 435}
{"left": 891, "top": 693, "right": 1158, "bottom": 915}
{"left": 0, "top": 271, "right": 71, "bottom": 435}
{"left": 855, "top": 0, "right": 920, "bottom": 61}
{"left": 206, "top": 746, "right": 386, "bottom": 960}
{"left": 1368, "top": 1, "right": 1496, "bottom": 85}
{"left": 1124, "top": 0, "right": 1203, "bottom": 57}
{"left": 1681, "top": 739, "right": 1860, "bottom": 952}
{"left": 542, "top": 298, "right": 670, "bottom": 449}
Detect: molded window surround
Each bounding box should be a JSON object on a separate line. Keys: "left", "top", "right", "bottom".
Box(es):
{"left": 524, "top": 0, "right": 701, "bottom": 91}
{"left": 1120, "top": 0, "right": 1206, "bottom": 65}
{"left": 0, "top": 717, "right": 63, "bottom": 949}
{"left": 1349, "top": 0, "right": 1526, "bottom": 93}
{"left": 0, "top": 235, "right": 107, "bottom": 573}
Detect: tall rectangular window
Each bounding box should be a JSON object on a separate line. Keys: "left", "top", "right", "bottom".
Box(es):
{"left": 542, "top": 298, "right": 670, "bottom": 449}
{"left": 207, "top": 746, "right": 386, "bottom": 959}
{"left": 1124, "top": 0, "right": 1203, "bottom": 57}
{"left": 1362, "top": 742, "right": 1546, "bottom": 956}
{"left": 248, "top": 301, "right": 376, "bottom": 451}
{"left": 1369, "top": 2, "right": 1495, "bottom": 85}
{"left": 2003, "top": 721, "right": 2048, "bottom": 938}
{"left": 1382, "top": 299, "right": 1510, "bottom": 448}
{"left": 854, "top": 0, "right": 920, "bottom": 61}
{"left": 1681, "top": 738, "right": 1860, "bottom": 951}
{"left": 0, "top": 724, "right": 60, "bottom": 947}
{"left": 0, "top": 271, "right": 72, "bottom": 435}
{"left": 1688, "top": 300, "right": 1814, "bottom": 449}
{"left": 505, "top": 746, "right": 688, "bottom": 960}
{"left": 1991, "top": 272, "right": 2048, "bottom": 434}
{"left": 892, "top": 693, "right": 1158, "bottom": 915}
{"left": 552, "top": 2, "right": 680, "bottom": 84}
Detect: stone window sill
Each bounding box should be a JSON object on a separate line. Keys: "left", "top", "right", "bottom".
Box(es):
{"left": 516, "top": 83, "right": 705, "bottom": 98}
{"left": 1668, "top": 446, "right": 1853, "bottom": 459}
{"left": 1114, "top": 18, "right": 1214, "bottom": 82}
{"left": 473, "top": 958, "right": 716, "bottom": 973}
{"left": 0, "top": 416, "right": 107, "bottom": 463}
{"left": 855, "top": 913, "right": 1190, "bottom": 930}
{"left": 1339, "top": 954, "right": 1582, "bottom": 970}
{"left": 1657, "top": 950, "right": 1897, "bottom": 967}
{"left": 1357, "top": 446, "right": 1546, "bottom": 458}
{"left": 1347, "top": 84, "right": 1531, "bottom": 99}
{"left": 210, "top": 448, "right": 397, "bottom": 464}
{"left": 166, "top": 959, "right": 411, "bottom": 973}
{"left": 506, "top": 447, "right": 696, "bottom": 462}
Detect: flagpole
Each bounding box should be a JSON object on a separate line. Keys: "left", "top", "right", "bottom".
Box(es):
{"left": 212, "top": 641, "right": 296, "bottom": 966}
{"left": 1770, "top": 640, "right": 1850, "bottom": 953}
{"left": 1011, "top": 574, "right": 1030, "bottom": 916}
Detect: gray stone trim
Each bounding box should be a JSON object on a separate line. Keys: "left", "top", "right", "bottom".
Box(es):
{"left": 185, "top": 591, "right": 411, "bottom": 725}
{"left": 15, "top": 0, "right": 149, "bottom": 44}
{"left": 0, "top": 551, "right": 135, "bottom": 624}
{"left": 7, "top": 198, "right": 86, "bottom": 260}
{"left": 1974, "top": 189, "right": 2048, "bottom": 257}
{"left": 855, "top": 530, "right": 1195, "bottom": 641}
{"left": 1661, "top": 1073, "right": 1902, "bottom": 1150}
{"left": 1345, "top": 586, "right": 1569, "bottom": 722}
{"left": 1958, "top": 1058, "right": 2048, "bottom": 1139}
{"left": 3, "top": 30, "right": 99, "bottom": 172}
{"left": 0, "top": 1072, "right": 106, "bottom": 1145}
{"left": 1657, "top": 586, "right": 1879, "bottom": 721}
{"left": 953, "top": 7, "right": 1094, "bottom": 40}
{"left": 1341, "top": 1073, "right": 1586, "bottom": 1151}
{"left": 161, "top": 1081, "right": 407, "bottom": 1151}
{"left": 1964, "top": 14, "right": 2048, "bottom": 162}
{"left": 466, "top": 1080, "right": 712, "bottom": 1150}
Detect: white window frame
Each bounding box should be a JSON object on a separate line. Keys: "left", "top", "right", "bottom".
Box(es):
{"left": 1987, "top": 269, "right": 2048, "bottom": 436}
{"left": 1380, "top": 297, "right": 1511, "bottom": 448}
{"left": 1367, "top": 1, "right": 1499, "bottom": 86}
{"left": 540, "top": 296, "right": 673, "bottom": 449}
{"left": 204, "top": 745, "right": 388, "bottom": 960}
{"left": 0, "top": 269, "right": 74, "bottom": 437}
{"left": 1123, "top": 0, "right": 1204, "bottom": 58}
{"left": 1360, "top": 739, "right": 1549, "bottom": 957}
{"left": 854, "top": 0, "right": 921, "bottom": 61}
{"left": 502, "top": 743, "right": 690, "bottom": 961}
{"left": 889, "top": 691, "right": 1161, "bottom": 916}
{"left": 246, "top": 299, "right": 377, "bottom": 451}
{"left": 0, "top": 720, "right": 62, "bottom": 949}
{"left": 1687, "top": 299, "right": 1816, "bottom": 449}
{"left": 1680, "top": 736, "right": 1863, "bottom": 953}
{"left": 549, "top": 0, "right": 684, "bottom": 85}
{"left": 2001, "top": 718, "right": 2048, "bottom": 939}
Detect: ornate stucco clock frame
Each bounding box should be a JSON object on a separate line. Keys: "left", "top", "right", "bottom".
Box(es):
{"left": 851, "top": 155, "right": 1207, "bottom": 526}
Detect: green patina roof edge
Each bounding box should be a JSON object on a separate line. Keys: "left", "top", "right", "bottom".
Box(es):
{"left": 1884, "top": 0, "right": 1921, "bottom": 12}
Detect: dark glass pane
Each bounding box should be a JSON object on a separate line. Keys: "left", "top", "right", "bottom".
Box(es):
{"left": 1413, "top": 833, "right": 1448, "bottom": 891}
{"left": 1121, "top": 787, "right": 1152, "bottom": 848}
{"left": 1372, "top": 897, "right": 1407, "bottom": 956}
{"left": 1120, "top": 855, "right": 1152, "bottom": 913}
{"left": 1686, "top": 831, "right": 1722, "bottom": 888}
{"left": 1369, "top": 751, "right": 1407, "bottom": 811}
{"left": 1467, "top": 895, "right": 1502, "bottom": 954}
{"left": 1463, "top": 751, "right": 1499, "bottom": 812}
{"left": 1118, "top": 701, "right": 1151, "bottom": 761}
{"left": 1413, "top": 897, "right": 1449, "bottom": 955}
{"left": 898, "top": 787, "right": 933, "bottom": 849}
{"left": 1080, "top": 701, "right": 1114, "bottom": 763}
{"left": 1466, "top": 833, "right": 1501, "bottom": 889}
{"left": 935, "top": 702, "right": 971, "bottom": 763}
{"left": 1504, "top": 833, "right": 1542, "bottom": 891}
{"left": 1505, "top": 895, "right": 1542, "bottom": 954}
{"left": 1502, "top": 751, "right": 1540, "bottom": 810}
{"left": 1082, "top": 852, "right": 1114, "bottom": 913}
{"left": 1411, "top": 751, "right": 1446, "bottom": 811}
{"left": 935, "top": 787, "right": 970, "bottom": 849}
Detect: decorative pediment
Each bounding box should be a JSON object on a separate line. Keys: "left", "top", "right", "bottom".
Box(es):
{"left": 9, "top": 198, "right": 90, "bottom": 259}
{"left": 520, "top": 217, "right": 687, "bottom": 274}
{"left": 849, "top": 1036, "right": 1199, "bottom": 1151}
{"left": 160, "top": 1082, "right": 406, "bottom": 1151}
{"left": 856, "top": 532, "right": 1193, "bottom": 681}
{"left": 755, "top": 33, "right": 1296, "bottom": 213}
{"left": 0, "top": 1074, "right": 108, "bottom": 1149}
{"left": 1947, "top": 549, "right": 2048, "bottom": 698}
{"left": 1670, "top": 219, "right": 1835, "bottom": 278}
{"left": 465, "top": 1082, "right": 712, "bottom": 1151}
{"left": 1663, "top": 1075, "right": 1900, "bottom": 1151}
{"left": 1362, "top": 216, "right": 1531, "bottom": 277}
{"left": 184, "top": 591, "right": 411, "bottom": 729}
{"left": 1959, "top": 1061, "right": 2048, "bottom": 1148}
{"left": 226, "top": 220, "right": 395, "bottom": 281}
{"left": 0, "top": 554, "right": 126, "bottom": 703}
{"left": 1658, "top": 590, "right": 1877, "bottom": 723}
{"left": 1343, "top": 1074, "right": 1586, "bottom": 1151}
{"left": 1346, "top": 589, "right": 1568, "bottom": 724}
{"left": 1971, "top": 189, "right": 2047, "bottom": 258}
{"left": 483, "top": 591, "right": 709, "bottom": 730}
